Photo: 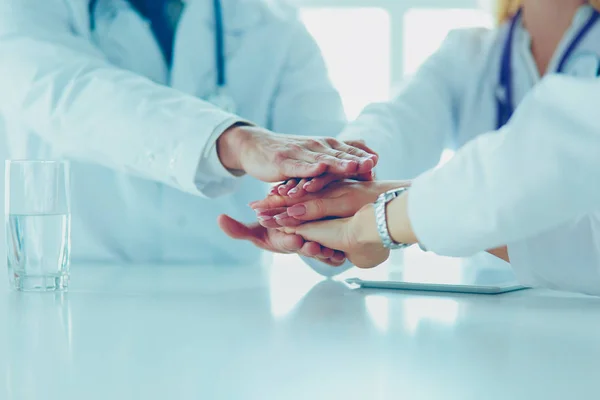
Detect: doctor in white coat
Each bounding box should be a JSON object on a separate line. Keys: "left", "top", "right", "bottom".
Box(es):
{"left": 243, "top": 0, "right": 600, "bottom": 295}
{"left": 0, "top": 0, "right": 378, "bottom": 267}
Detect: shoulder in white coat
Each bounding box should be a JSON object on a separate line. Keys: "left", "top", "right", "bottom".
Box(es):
{"left": 337, "top": 27, "right": 502, "bottom": 181}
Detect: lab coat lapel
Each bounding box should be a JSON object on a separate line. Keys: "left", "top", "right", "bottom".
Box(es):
{"left": 91, "top": 0, "right": 168, "bottom": 84}
{"left": 170, "top": 0, "right": 264, "bottom": 97}
{"left": 66, "top": 0, "right": 94, "bottom": 38}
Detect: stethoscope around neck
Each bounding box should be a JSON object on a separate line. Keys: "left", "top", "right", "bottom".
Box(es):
{"left": 496, "top": 7, "right": 600, "bottom": 129}
{"left": 89, "top": 0, "right": 236, "bottom": 114}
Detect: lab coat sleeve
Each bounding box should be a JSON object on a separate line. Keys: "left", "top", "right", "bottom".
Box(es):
{"left": 269, "top": 18, "right": 347, "bottom": 137}
{"left": 337, "top": 30, "right": 479, "bottom": 180}
{"left": 0, "top": 0, "right": 243, "bottom": 198}
{"left": 507, "top": 214, "right": 600, "bottom": 296}
{"left": 408, "top": 75, "right": 600, "bottom": 294}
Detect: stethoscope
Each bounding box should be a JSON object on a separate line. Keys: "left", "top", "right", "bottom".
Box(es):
{"left": 496, "top": 8, "right": 600, "bottom": 129}
{"left": 206, "top": 0, "right": 236, "bottom": 113}
{"left": 89, "top": 0, "right": 236, "bottom": 113}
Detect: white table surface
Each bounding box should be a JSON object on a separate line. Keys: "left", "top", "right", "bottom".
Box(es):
{"left": 1, "top": 253, "right": 599, "bottom": 400}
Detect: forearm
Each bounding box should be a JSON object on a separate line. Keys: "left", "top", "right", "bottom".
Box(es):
{"left": 216, "top": 124, "right": 252, "bottom": 172}
{"left": 407, "top": 75, "right": 600, "bottom": 257}
{"left": 386, "top": 193, "right": 510, "bottom": 262}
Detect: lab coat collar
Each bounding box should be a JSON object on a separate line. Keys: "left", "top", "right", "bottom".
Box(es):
{"left": 516, "top": 4, "right": 596, "bottom": 80}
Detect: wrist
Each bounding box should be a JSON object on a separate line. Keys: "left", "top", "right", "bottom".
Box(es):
{"left": 217, "top": 124, "right": 252, "bottom": 172}
{"left": 353, "top": 204, "right": 382, "bottom": 246}
{"left": 377, "top": 180, "right": 411, "bottom": 194}
{"left": 386, "top": 193, "right": 418, "bottom": 245}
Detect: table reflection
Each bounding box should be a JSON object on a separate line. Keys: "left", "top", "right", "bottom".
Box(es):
{"left": 5, "top": 292, "right": 73, "bottom": 400}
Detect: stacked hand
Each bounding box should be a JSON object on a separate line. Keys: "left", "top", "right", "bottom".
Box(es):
{"left": 217, "top": 126, "right": 382, "bottom": 266}
{"left": 249, "top": 180, "right": 412, "bottom": 268}
{"left": 218, "top": 126, "right": 378, "bottom": 183}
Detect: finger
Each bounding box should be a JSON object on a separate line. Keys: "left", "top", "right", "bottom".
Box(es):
{"left": 333, "top": 142, "right": 378, "bottom": 173}
{"left": 268, "top": 185, "right": 280, "bottom": 196}
{"left": 343, "top": 140, "right": 379, "bottom": 162}
{"left": 331, "top": 251, "right": 346, "bottom": 264}
{"left": 353, "top": 171, "right": 375, "bottom": 182}
{"left": 256, "top": 214, "right": 286, "bottom": 229}
{"left": 218, "top": 214, "right": 265, "bottom": 240}
{"left": 302, "top": 174, "right": 340, "bottom": 193}
{"left": 325, "top": 138, "right": 376, "bottom": 162}
{"left": 218, "top": 214, "right": 272, "bottom": 250}
{"left": 294, "top": 150, "right": 360, "bottom": 176}
{"left": 306, "top": 140, "right": 367, "bottom": 165}
{"left": 255, "top": 207, "right": 287, "bottom": 218}
{"left": 280, "top": 159, "right": 328, "bottom": 179}
{"left": 268, "top": 229, "right": 305, "bottom": 253}
{"left": 250, "top": 193, "right": 318, "bottom": 210}
{"left": 287, "top": 178, "right": 309, "bottom": 198}
{"left": 273, "top": 213, "right": 304, "bottom": 227}
{"left": 320, "top": 246, "right": 334, "bottom": 259}
{"left": 294, "top": 218, "right": 350, "bottom": 251}
{"left": 299, "top": 241, "right": 322, "bottom": 258}
{"left": 278, "top": 179, "right": 298, "bottom": 196}
{"left": 286, "top": 198, "right": 356, "bottom": 221}
{"left": 322, "top": 252, "right": 347, "bottom": 267}
{"left": 255, "top": 207, "right": 288, "bottom": 228}
{"left": 298, "top": 242, "right": 345, "bottom": 266}
{"left": 249, "top": 196, "right": 291, "bottom": 210}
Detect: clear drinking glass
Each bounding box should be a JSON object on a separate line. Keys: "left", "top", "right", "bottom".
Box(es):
{"left": 5, "top": 160, "right": 71, "bottom": 291}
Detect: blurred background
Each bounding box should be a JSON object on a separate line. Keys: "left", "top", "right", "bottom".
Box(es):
{"left": 0, "top": 0, "right": 494, "bottom": 267}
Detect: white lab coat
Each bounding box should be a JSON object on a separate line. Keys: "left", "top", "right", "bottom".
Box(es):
{"left": 0, "top": 0, "right": 345, "bottom": 265}
{"left": 337, "top": 5, "right": 600, "bottom": 295}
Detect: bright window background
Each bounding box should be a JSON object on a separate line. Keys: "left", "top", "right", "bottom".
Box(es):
{"left": 403, "top": 9, "right": 493, "bottom": 76}
{"left": 300, "top": 8, "right": 391, "bottom": 120}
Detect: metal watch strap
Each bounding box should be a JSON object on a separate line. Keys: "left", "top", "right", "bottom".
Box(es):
{"left": 374, "top": 188, "right": 410, "bottom": 250}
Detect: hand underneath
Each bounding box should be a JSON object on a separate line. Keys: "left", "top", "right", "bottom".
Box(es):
{"left": 282, "top": 205, "right": 390, "bottom": 269}
{"left": 217, "top": 215, "right": 346, "bottom": 266}
{"left": 218, "top": 126, "right": 378, "bottom": 183}
{"left": 250, "top": 180, "right": 411, "bottom": 229}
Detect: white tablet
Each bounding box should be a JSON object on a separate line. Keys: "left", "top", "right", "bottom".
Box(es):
{"left": 345, "top": 277, "right": 528, "bottom": 295}
{"left": 343, "top": 250, "right": 529, "bottom": 295}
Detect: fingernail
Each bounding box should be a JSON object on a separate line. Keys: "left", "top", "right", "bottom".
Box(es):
{"left": 274, "top": 212, "right": 288, "bottom": 220}
{"left": 258, "top": 215, "right": 273, "bottom": 221}
{"left": 288, "top": 204, "right": 306, "bottom": 217}
{"left": 289, "top": 188, "right": 298, "bottom": 194}
{"left": 303, "top": 181, "right": 312, "bottom": 189}
{"left": 249, "top": 201, "right": 259, "bottom": 208}
{"left": 254, "top": 208, "right": 266, "bottom": 213}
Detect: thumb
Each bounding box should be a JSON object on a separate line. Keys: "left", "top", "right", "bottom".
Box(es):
{"left": 293, "top": 219, "right": 349, "bottom": 252}
{"left": 218, "top": 214, "right": 257, "bottom": 239}
{"left": 287, "top": 198, "right": 356, "bottom": 221}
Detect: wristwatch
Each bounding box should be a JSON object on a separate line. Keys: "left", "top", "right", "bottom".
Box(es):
{"left": 374, "top": 187, "right": 411, "bottom": 250}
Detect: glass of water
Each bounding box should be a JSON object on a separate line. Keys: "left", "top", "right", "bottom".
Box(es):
{"left": 5, "top": 160, "right": 71, "bottom": 291}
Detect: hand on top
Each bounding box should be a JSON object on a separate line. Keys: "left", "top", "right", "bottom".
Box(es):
{"left": 217, "top": 126, "right": 379, "bottom": 183}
